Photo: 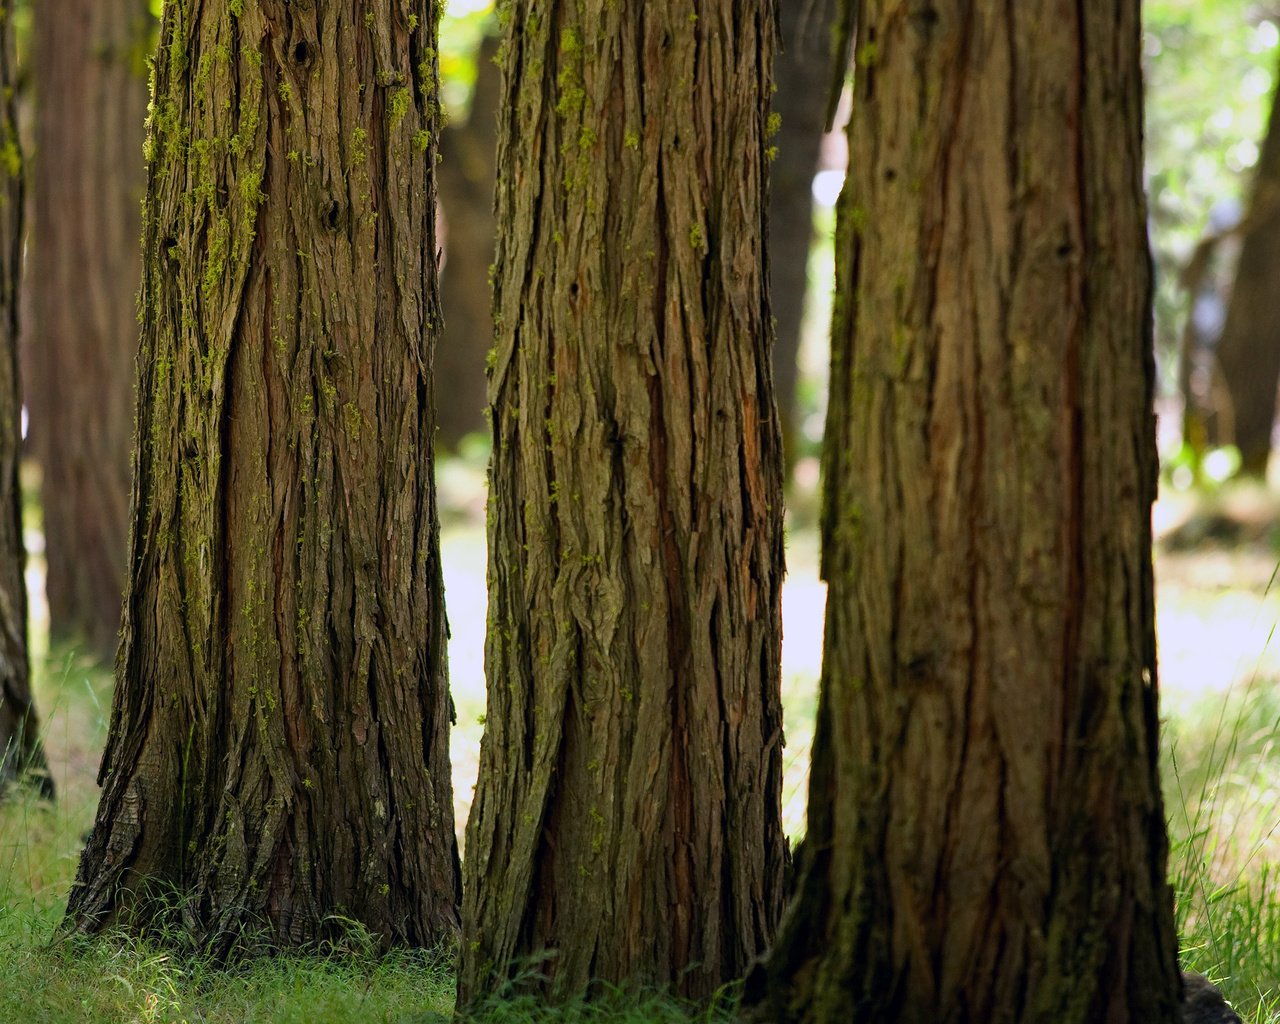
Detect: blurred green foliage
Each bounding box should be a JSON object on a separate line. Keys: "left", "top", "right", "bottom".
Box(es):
{"left": 440, "top": 0, "right": 496, "bottom": 121}
{"left": 1146, "top": 1, "right": 1279, "bottom": 392}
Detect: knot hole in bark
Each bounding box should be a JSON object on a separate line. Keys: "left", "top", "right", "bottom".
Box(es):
{"left": 162, "top": 236, "right": 180, "bottom": 271}
{"left": 293, "top": 40, "right": 312, "bottom": 67}
{"left": 911, "top": 3, "right": 940, "bottom": 28}
{"left": 322, "top": 200, "right": 344, "bottom": 232}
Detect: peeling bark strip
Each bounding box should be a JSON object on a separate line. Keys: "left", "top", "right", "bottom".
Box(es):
{"left": 0, "top": 0, "right": 48, "bottom": 800}
{"left": 459, "top": 0, "right": 787, "bottom": 1005}
{"left": 745, "top": 2, "right": 1182, "bottom": 1022}
{"left": 65, "top": 0, "right": 460, "bottom": 948}
{"left": 28, "top": 0, "right": 148, "bottom": 660}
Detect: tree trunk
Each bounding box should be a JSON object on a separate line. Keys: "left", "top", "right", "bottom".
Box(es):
{"left": 769, "top": 0, "right": 838, "bottom": 469}
{"left": 26, "top": 0, "right": 149, "bottom": 660}
{"left": 0, "top": 0, "right": 47, "bottom": 800}
{"left": 435, "top": 31, "right": 500, "bottom": 449}
{"left": 459, "top": 1, "right": 787, "bottom": 1005}
{"left": 744, "top": 3, "right": 1182, "bottom": 1022}
{"left": 65, "top": 0, "right": 459, "bottom": 950}
{"left": 1213, "top": 51, "right": 1280, "bottom": 477}
{"left": 1174, "top": 206, "right": 1241, "bottom": 460}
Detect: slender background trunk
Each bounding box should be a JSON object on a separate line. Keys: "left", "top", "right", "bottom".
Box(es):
{"left": 746, "top": 2, "right": 1182, "bottom": 1021}
{"left": 27, "top": 0, "right": 149, "bottom": 659}
{"left": 459, "top": 0, "right": 787, "bottom": 1005}
{"left": 769, "top": 0, "right": 838, "bottom": 469}
{"left": 435, "top": 31, "right": 500, "bottom": 449}
{"left": 1214, "top": 49, "right": 1280, "bottom": 476}
{"left": 0, "top": 0, "right": 46, "bottom": 799}
{"left": 66, "top": 0, "right": 459, "bottom": 949}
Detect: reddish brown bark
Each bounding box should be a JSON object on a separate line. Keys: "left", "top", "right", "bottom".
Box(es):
{"left": 65, "top": 0, "right": 459, "bottom": 949}
{"left": 459, "top": 0, "right": 787, "bottom": 1005}
{"left": 745, "top": 2, "right": 1182, "bottom": 1021}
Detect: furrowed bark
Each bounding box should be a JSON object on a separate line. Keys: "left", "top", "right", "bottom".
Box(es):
{"left": 65, "top": 0, "right": 459, "bottom": 949}
{"left": 745, "top": 2, "right": 1182, "bottom": 1021}
{"left": 459, "top": 0, "right": 787, "bottom": 1005}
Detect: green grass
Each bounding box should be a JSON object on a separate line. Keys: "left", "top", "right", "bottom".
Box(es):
{"left": 0, "top": 921, "right": 455, "bottom": 1023}
{"left": 6, "top": 551, "right": 1280, "bottom": 1020}
{"left": 1167, "top": 680, "right": 1280, "bottom": 1022}
{"left": 0, "top": 646, "right": 735, "bottom": 1023}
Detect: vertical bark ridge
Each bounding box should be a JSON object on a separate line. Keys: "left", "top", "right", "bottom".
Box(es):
{"left": 66, "top": 0, "right": 459, "bottom": 950}
{"left": 460, "top": 0, "right": 786, "bottom": 1004}
{"left": 746, "top": 2, "right": 1181, "bottom": 1021}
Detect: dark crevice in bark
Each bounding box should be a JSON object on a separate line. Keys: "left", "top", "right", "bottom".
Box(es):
{"left": 461, "top": 0, "right": 785, "bottom": 1006}
{"left": 745, "top": 2, "right": 1181, "bottom": 1021}
{"left": 66, "top": 0, "right": 459, "bottom": 951}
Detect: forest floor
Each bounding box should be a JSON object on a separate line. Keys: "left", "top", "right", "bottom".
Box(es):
{"left": 2, "top": 470, "right": 1280, "bottom": 1021}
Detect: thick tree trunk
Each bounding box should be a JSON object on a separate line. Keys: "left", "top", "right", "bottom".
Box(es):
{"left": 744, "top": 3, "right": 1182, "bottom": 1022}
{"left": 0, "top": 0, "right": 47, "bottom": 800}
{"left": 769, "top": 0, "right": 838, "bottom": 468}
{"left": 1214, "top": 52, "right": 1280, "bottom": 476}
{"left": 27, "top": 0, "right": 148, "bottom": 660}
{"left": 435, "top": 31, "right": 500, "bottom": 449}
{"left": 459, "top": 0, "right": 787, "bottom": 1005}
{"left": 65, "top": 0, "right": 459, "bottom": 950}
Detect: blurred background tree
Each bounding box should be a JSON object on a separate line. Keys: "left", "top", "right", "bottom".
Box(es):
{"left": 768, "top": 0, "right": 839, "bottom": 473}
{"left": 0, "top": 0, "right": 47, "bottom": 801}
{"left": 1146, "top": 0, "right": 1280, "bottom": 482}
{"left": 436, "top": 5, "right": 500, "bottom": 450}
{"left": 21, "top": 0, "right": 150, "bottom": 661}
